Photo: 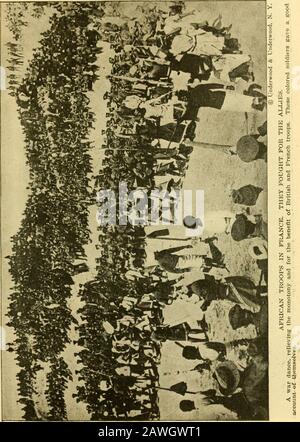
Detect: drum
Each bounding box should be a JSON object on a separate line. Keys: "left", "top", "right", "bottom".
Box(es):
{"left": 236, "top": 135, "right": 260, "bottom": 162}
{"left": 231, "top": 214, "right": 256, "bottom": 241}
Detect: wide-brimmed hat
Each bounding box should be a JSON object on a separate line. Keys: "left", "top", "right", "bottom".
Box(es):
{"left": 232, "top": 185, "right": 263, "bottom": 206}
{"left": 228, "top": 303, "right": 248, "bottom": 330}
{"left": 231, "top": 215, "right": 255, "bottom": 241}
{"left": 213, "top": 361, "right": 240, "bottom": 396}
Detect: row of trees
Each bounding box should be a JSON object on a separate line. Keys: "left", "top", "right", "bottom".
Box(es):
{"left": 8, "top": 3, "right": 105, "bottom": 420}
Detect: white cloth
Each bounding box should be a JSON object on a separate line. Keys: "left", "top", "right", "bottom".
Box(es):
{"left": 163, "top": 297, "right": 204, "bottom": 327}
{"left": 164, "top": 14, "right": 183, "bottom": 35}
{"left": 143, "top": 102, "right": 174, "bottom": 125}
{"left": 192, "top": 32, "right": 224, "bottom": 56}
{"left": 221, "top": 91, "right": 255, "bottom": 113}
{"left": 171, "top": 32, "right": 224, "bottom": 57}
{"left": 212, "top": 54, "right": 251, "bottom": 82}
{"left": 197, "top": 343, "right": 220, "bottom": 361}
{"left": 164, "top": 12, "right": 219, "bottom": 36}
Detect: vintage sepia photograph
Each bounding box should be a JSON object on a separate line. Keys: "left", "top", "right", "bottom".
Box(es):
{"left": 1, "top": 1, "right": 269, "bottom": 421}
